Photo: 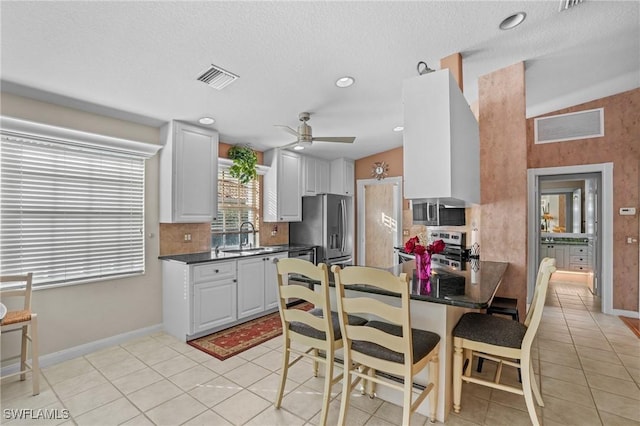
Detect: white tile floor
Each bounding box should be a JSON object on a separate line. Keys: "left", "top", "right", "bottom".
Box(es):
{"left": 2, "top": 280, "right": 639, "bottom": 425}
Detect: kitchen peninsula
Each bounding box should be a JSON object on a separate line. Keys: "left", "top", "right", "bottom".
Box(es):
{"left": 300, "top": 260, "right": 509, "bottom": 422}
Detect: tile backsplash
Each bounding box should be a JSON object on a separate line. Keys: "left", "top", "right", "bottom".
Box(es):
{"left": 159, "top": 223, "right": 211, "bottom": 256}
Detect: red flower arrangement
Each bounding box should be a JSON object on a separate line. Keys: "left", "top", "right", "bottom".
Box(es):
{"left": 404, "top": 236, "right": 446, "bottom": 256}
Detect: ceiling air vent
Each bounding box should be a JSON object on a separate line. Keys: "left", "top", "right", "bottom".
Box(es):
{"left": 535, "top": 108, "right": 604, "bottom": 144}
{"left": 196, "top": 64, "right": 239, "bottom": 90}
{"left": 559, "top": 0, "right": 584, "bottom": 11}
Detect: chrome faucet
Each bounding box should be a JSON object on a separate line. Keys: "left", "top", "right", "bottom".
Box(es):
{"left": 239, "top": 221, "right": 256, "bottom": 249}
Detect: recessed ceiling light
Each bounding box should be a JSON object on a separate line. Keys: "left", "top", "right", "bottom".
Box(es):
{"left": 393, "top": 126, "right": 404, "bottom": 132}
{"left": 335, "top": 76, "right": 355, "bottom": 88}
{"left": 499, "top": 12, "right": 526, "bottom": 30}
{"left": 199, "top": 117, "right": 215, "bottom": 125}
{"left": 293, "top": 145, "right": 305, "bottom": 151}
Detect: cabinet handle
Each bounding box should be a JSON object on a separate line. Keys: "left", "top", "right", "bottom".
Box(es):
{"left": 233, "top": 279, "right": 237, "bottom": 282}
{"left": 215, "top": 269, "right": 219, "bottom": 273}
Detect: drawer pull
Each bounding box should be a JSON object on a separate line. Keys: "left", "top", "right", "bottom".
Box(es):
{"left": 215, "top": 269, "right": 219, "bottom": 273}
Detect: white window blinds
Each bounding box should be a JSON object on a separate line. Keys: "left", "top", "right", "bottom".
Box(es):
{"left": 0, "top": 134, "right": 146, "bottom": 287}
{"left": 211, "top": 167, "right": 259, "bottom": 248}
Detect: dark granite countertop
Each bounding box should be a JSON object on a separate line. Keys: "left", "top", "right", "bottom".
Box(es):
{"left": 159, "top": 244, "right": 316, "bottom": 264}
{"left": 294, "top": 260, "right": 508, "bottom": 309}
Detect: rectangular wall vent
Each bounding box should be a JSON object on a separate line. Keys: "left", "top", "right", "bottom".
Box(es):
{"left": 196, "top": 64, "right": 239, "bottom": 90}
{"left": 534, "top": 108, "right": 604, "bottom": 144}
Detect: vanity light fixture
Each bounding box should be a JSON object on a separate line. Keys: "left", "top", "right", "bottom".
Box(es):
{"left": 393, "top": 126, "right": 404, "bottom": 132}
{"left": 198, "top": 117, "right": 215, "bottom": 125}
{"left": 335, "top": 76, "right": 355, "bottom": 88}
{"left": 499, "top": 12, "right": 526, "bottom": 30}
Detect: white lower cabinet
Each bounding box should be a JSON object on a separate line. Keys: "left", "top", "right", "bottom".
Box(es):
{"left": 192, "top": 261, "right": 237, "bottom": 334}
{"left": 237, "top": 252, "right": 287, "bottom": 319}
{"left": 162, "top": 251, "right": 289, "bottom": 341}
{"left": 265, "top": 252, "right": 287, "bottom": 309}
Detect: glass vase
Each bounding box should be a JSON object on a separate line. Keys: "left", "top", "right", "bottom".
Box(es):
{"left": 415, "top": 252, "right": 432, "bottom": 280}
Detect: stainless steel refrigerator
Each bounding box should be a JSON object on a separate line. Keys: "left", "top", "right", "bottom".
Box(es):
{"left": 289, "top": 194, "right": 353, "bottom": 267}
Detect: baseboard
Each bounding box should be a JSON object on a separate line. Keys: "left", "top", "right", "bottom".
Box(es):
{"left": 1, "top": 323, "right": 163, "bottom": 376}
{"left": 611, "top": 309, "right": 639, "bottom": 319}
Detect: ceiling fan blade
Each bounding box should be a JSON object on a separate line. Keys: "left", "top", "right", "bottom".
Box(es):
{"left": 274, "top": 125, "right": 299, "bottom": 138}
{"left": 312, "top": 136, "right": 355, "bottom": 144}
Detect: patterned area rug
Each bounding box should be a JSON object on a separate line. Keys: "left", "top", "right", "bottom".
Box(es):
{"left": 619, "top": 315, "right": 640, "bottom": 339}
{"left": 188, "top": 302, "right": 313, "bottom": 360}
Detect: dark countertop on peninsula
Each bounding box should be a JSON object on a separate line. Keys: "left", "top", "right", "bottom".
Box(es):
{"left": 158, "top": 244, "right": 316, "bottom": 264}
{"left": 295, "top": 260, "right": 509, "bottom": 309}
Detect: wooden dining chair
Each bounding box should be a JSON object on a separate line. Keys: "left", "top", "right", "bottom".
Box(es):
{"left": 332, "top": 265, "right": 441, "bottom": 425}
{"left": 0, "top": 273, "right": 40, "bottom": 395}
{"left": 452, "top": 258, "right": 556, "bottom": 426}
{"left": 274, "top": 258, "right": 366, "bottom": 426}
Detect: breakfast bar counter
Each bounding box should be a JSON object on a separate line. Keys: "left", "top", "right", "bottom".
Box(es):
{"left": 306, "top": 260, "right": 509, "bottom": 422}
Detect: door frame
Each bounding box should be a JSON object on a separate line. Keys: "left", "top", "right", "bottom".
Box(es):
{"left": 357, "top": 177, "right": 403, "bottom": 267}
{"left": 527, "top": 163, "right": 615, "bottom": 314}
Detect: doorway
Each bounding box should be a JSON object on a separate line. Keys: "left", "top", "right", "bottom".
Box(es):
{"left": 527, "top": 163, "right": 614, "bottom": 314}
{"left": 357, "top": 177, "right": 403, "bottom": 268}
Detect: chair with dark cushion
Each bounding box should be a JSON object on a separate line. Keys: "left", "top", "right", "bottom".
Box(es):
{"left": 332, "top": 265, "right": 440, "bottom": 425}
{"left": 274, "top": 258, "right": 366, "bottom": 426}
{"left": 452, "top": 258, "right": 556, "bottom": 426}
{"left": 476, "top": 296, "right": 521, "bottom": 376}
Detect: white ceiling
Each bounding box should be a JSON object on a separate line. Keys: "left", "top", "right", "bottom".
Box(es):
{"left": 1, "top": 1, "right": 638, "bottom": 161}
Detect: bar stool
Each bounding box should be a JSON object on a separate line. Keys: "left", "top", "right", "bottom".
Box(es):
{"left": 476, "top": 296, "right": 519, "bottom": 374}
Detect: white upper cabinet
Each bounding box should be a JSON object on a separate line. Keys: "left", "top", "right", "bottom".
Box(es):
{"left": 263, "top": 149, "right": 302, "bottom": 222}
{"left": 159, "top": 121, "right": 218, "bottom": 222}
{"left": 402, "top": 70, "right": 479, "bottom": 206}
{"left": 302, "top": 155, "right": 330, "bottom": 196}
{"left": 330, "top": 158, "right": 355, "bottom": 196}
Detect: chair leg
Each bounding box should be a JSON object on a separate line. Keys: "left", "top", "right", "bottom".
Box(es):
{"left": 319, "top": 356, "right": 333, "bottom": 426}
{"left": 366, "top": 367, "right": 376, "bottom": 398}
{"left": 402, "top": 375, "right": 412, "bottom": 426}
{"left": 521, "top": 357, "right": 541, "bottom": 426}
{"left": 30, "top": 317, "right": 40, "bottom": 396}
{"left": 476, "top": 357, "right": 485, "bottom": 373}
{"left": 428, "top": 354, "right": 439, "bottom": 423}
{"left": 20, "top": 325, "right": 28, "bottom": 381}
{"left": 312, "top": 348, "right": 319, "bottom": 377}
{"left": 337, "top": 358, "right": 352, "bottom": 426}
{"left": 463, "top": 348, "right": 472, "bottom": 378}
{"left": 453, "top": 345, "right": 463, "bottom": 413}
{"left": 275, "top": 337, "right": 290, "bottom": 408}
{"left": 529, "top": 361, "right": 543, "bottom": 407}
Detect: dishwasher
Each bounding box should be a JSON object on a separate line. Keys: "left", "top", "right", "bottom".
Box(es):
{"left": 286, "top": 247, "right": 317, "bottom": 306}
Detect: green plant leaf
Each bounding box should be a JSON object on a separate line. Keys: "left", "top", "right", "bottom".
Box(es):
{"left": 228, "top": 145, "right": 258, "bottom": 184}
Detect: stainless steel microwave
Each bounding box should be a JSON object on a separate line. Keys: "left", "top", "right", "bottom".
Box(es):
{"left": 411, "top": 201, "right": 466, "bottom": 226}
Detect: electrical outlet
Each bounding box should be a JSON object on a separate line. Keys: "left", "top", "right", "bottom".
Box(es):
{"left": 184, "top": 233, "right": 192, "bottom": 242}
{"left": 403, "top": 229, "right": 409, "bottom": 236}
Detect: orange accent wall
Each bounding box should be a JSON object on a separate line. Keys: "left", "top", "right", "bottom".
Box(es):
{"left": 527, "top": 88, "right": 640, "bottom": 311}
{"left": 478, "top": 62, "right": 529, "bottom": 318}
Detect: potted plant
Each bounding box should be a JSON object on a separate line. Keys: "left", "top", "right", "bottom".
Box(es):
{"left": 227, "top": 145, "right": 258, "bottom": 184}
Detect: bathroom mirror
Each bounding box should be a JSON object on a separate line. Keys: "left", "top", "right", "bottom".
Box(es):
{"left": 539, "top": 177, "right": 597, "bottom": 234}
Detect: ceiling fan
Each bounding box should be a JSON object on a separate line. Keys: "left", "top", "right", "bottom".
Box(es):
{"left": 275, "top": 112, "right": 355, "bottom": 150}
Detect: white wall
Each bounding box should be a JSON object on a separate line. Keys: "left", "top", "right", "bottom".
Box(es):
{"left": 0, "top": 93, "right": 163, "bottom": 359}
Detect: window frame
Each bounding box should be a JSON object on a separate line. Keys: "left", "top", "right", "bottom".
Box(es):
{"left": 0, "top": 116, "right": 161, "bottom": 289}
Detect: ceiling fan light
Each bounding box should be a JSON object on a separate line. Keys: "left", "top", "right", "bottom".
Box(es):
{"left": 293, "top": 145, "right": 305, "bottom": 150}
{"left": 393, "top": 126, "right": 404, "bottom": 132}
{"left": 335, "top": 76, "right": 355, "bottom": 88}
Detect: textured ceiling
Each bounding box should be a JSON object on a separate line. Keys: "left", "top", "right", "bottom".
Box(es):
{"left": 1, "top": 1, "right": 638, "bottom": 160}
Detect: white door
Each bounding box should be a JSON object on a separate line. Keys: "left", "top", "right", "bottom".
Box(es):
{"left": 357, "top": 177, "right": 403, "bottom": 268}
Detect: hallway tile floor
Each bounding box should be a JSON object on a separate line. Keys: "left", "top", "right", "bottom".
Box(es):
{"left": 2, "top": 281, "right": 638, "bottom": 425}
